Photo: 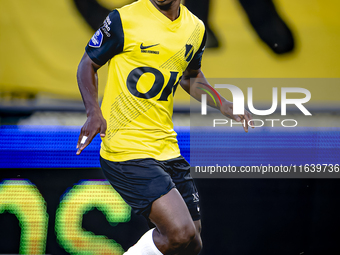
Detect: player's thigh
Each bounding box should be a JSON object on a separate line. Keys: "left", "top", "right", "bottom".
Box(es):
{"left": 163, "top": 156, "right": 201, "bottom": 221}
{"left": 193, "top": 220, "right": 201, "bottom": 234}
{"left": 100, "top": 156, "right": 175, "bottom": 218}
{"left": 149, "top": 188, "right": 196, "bottom": 237}
{"left": 193, "top": 220, "right": 202, "bottom": 248}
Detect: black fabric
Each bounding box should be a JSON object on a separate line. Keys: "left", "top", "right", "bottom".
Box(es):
{"left": 73, "top": 0, "right": 110, "bottom": 31}
{"left": 85, "top": 9, "right": 124, "bottom": 65}
{"left": 188, "top": 30, "right": 207, "bottom": 70}
{"left": 238, "top": 0, "right": 295, "bottom": 54}
{"left": 100, "top": 156, "right": 201, "bottom": 221}
{"left": 185, "top": 0, "right": 210, "bottom": 25}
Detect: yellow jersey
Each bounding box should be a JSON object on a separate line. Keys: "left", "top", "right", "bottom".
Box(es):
{"left": 85, "top": 0, "right": 206, "bottom": 162}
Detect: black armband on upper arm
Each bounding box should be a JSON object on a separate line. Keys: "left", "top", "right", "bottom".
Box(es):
{"left": 188, "top": 30, "right": 207, "bottom": 70}
{"left": 85, "top": 10, "right": 124, "bottom": 66}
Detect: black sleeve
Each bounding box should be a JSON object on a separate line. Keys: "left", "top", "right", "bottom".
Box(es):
{"left": 85, "top": 10, "right": 124, "bottom": 66}
{"left": 187, "top": 30, "right": 207, "bottom": 70}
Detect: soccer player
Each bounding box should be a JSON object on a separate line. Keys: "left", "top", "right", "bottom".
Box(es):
{"left": 76, "top": 0, "right": 253, "bottom": 254}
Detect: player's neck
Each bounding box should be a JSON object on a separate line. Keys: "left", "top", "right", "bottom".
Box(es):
{"left": 149, "top": 0, "right": 181, "bottom": 21}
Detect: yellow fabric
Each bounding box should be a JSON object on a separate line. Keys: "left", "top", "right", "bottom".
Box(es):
{"left": 0, "top": 0, "right": 101, "bottom": 98}
{"left": 99, "top": 0, "right": 205, "bottom": 161}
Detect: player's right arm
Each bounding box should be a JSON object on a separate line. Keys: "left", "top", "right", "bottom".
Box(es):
{"left": 76, "top": 53, "right": 106, "bottom": 155}
{"left": 76, "top": 9, "right": 124, "bottom": 155}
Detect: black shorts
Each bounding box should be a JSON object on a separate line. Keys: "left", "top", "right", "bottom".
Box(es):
{"left": 100, "top": 156, "right": 200, "bottom": 221}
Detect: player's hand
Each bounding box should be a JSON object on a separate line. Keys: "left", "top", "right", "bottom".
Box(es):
{"left": 76, "top": 112, "right": 107, "bottom": 155}
{"left": 220, "top": 101, "right": 254, "bottom": 133}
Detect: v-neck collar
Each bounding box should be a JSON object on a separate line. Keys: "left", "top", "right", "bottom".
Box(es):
{"left": 143, "top": 0, "right": 183, "bottom": 30}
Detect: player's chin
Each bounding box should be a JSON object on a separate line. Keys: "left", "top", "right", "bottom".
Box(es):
{"left": 154, "top": 0, "right": 173, "bottom": 5}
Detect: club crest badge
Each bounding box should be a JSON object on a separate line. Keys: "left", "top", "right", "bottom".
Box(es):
{"left": 89, "top": 29, "right": 103, "bottom": 48}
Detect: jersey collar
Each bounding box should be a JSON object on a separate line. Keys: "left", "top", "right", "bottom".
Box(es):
{"left": 143, "top": 0, "right": 183, "bottom": 30}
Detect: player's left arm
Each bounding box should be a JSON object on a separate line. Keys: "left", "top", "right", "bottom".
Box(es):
{"left": 180, "top": 67, "right": 254, "bottom": 133}
{"left": 180, "top": 27, "right": 253, "bottom": 132}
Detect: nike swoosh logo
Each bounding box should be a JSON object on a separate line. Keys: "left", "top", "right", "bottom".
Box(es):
{"left": 140, "top": 43, "right": 160, "bottom": 50}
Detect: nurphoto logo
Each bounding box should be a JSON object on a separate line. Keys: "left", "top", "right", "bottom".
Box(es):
{"left": 200, "top": 84, "right": 312, "bottom": 128}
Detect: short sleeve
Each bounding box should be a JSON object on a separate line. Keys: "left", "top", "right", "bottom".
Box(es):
{"left": 187, "top": 30, "right": 207, "bottom": 70}
{"left": 85, "top": 10, "right": 124, "bottom": 66}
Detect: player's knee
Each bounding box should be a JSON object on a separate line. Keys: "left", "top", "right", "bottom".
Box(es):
{"left": 168, "top": 222, "right": 196, "bottom": 250}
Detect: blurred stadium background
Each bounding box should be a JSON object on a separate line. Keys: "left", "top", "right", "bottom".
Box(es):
{"left": 1, "top": 0, "right": 340, "bottom": 254}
